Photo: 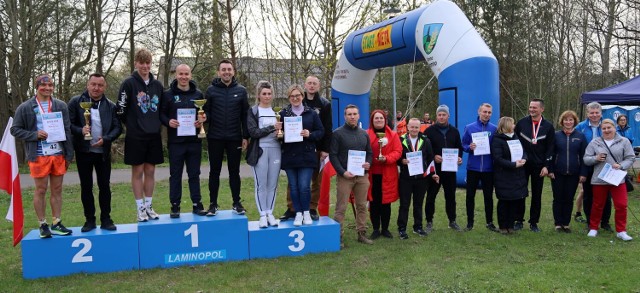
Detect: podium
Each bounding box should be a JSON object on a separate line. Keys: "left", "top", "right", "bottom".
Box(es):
{"left": 137, "top": 211, "right": 249, "bottom": 269}
{"left": 248, "top": 216, "right": 340, "bottom": 259}
{"left": 21, "top": 224, "right": 139, "bottom": 279}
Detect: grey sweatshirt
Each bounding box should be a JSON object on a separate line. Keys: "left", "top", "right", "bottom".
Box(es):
{"left": 583, "top": 135, "right": 635, "bottom": 185}
{"left": 329, "top": 123, "right": 373, "bottom": 177}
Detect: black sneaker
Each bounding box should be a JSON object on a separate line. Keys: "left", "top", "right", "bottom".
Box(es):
{"left": 170, "top": 203, "right": 181, "bottom": 219}
{"left": 486, "top": 223, "right": 499, "bottom": 232}
{"left": 81, "top": 221, "right": 97, "bottom": 232}
{"left": 232, "top": 202, "right": 246, "bottom": 215}
{"left": 425, "top": 222, "right": 433, "bottom": 234}
{"left": 465, "top": 223, "right": 474, "bottom": 231}
{"left": 39, "top": 223, "right": 52, "bottom": 239}
{"left": 100, "top": 219, "right": 117, "bottom": 231}
{"left": 279, "top": 209, "right": 296, "bottom": 221}
{"left": 51, "top": 221, "right": 72, "bottom": 236}
{"left": 412, "top": 227, "right": 427, "bottom": 237}
{"left": 192, "top": 202, "right": 207, "bottom": 216}
{"left": 206, "top": 204, "right": 219, "bottom": 216}
{"left": 399, "top": 230, "right": 409, "bottom": 240}
{"left": 370, "top": 230, "right": 381, "bottom": 240}
{"left": 449, "top": 221, "right": 462, "bottom": 232}
{"left": 601, "top": 223, "right": 614, "bottom": 232}
{"left": 381, "top": 230, "right": 393, "bottom": 238}
{"left": 530, "top": 223, "right": 541, "bottom": 233}
{"left": 574, "top": 213, "right": 587, "bottom": 223}
{"left": 514, "top": 221, "right": 524, "bottom": 231}
{"left": 309, "top": 209, "right": 320, "bottom": 221}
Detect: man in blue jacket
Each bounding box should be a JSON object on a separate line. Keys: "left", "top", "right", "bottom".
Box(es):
{"left": 462, "top": 103, "right": 498, "bottom": 232}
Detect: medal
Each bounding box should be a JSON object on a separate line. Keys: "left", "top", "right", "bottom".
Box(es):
{"left": 531, "top": 119, "right": 540, "bottom": 145}
{"left": 532, "top": 138, "right": 537, "bottom": 144}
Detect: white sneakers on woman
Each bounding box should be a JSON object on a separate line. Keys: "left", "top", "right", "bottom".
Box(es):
{"left": 617, "top": 231, "right": 633, "bottom": 241}
{"left": 267, "top": 213, "right": 279, "bottom": 226}
{"left": 303, "top": 211, "right": 313, "bottom": 225}
{"left": 587, "top": 230, "right": 598, "bottom": 237}
{"left": 293, "top": 212, "right": 303, "bottom": 226}
{"left": 259, "top": 216, "right": 268, "bottom": 228}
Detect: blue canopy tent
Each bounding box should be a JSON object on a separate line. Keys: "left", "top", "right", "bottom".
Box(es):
{"left": 580, "top": 75, "right": 640, "bottom": 105}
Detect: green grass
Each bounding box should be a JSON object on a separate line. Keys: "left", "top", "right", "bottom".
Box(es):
{"left": 1, "top": 176, "right": 639, "bottom": 291}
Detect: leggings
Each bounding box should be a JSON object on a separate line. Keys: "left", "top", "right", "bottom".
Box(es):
{"left": 252, "top": 147, "right": 281, "bottom": 215}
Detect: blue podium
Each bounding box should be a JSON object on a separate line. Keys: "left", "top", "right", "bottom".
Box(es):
{"left": 21, "top": 224, "right": 139, "bottom": 279}
{"left": 137, "top": 211, "right": 249, "bottom": 269}
{"left": 248, "top": 216, "right": 341, "bottom": 259}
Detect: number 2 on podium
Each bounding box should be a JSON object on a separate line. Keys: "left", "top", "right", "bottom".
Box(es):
{"left": 184, "top": 224, "right": 199, "bottom": 247}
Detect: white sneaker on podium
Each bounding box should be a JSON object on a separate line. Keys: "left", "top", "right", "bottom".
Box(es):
{"left": 258, "top": 216, "right": 268, "bottom": 228}
{"left": 293, "top": 212, "right": 303, "bottom": 226}
{"left": 303, "top": 211, "right": 312, "bottom": 225}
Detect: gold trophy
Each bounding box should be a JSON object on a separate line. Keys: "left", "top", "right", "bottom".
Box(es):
{"left": 79, "top": 101, "right": 93, "bottom": 140}
{"left": 193, "top": 99, "right": 207, "bottom": 138}
{"left": 273, "top": 106, "right": 283, "bottom": 139}
{"left": 376, "top": 133, "right": 386, "bottom": 160}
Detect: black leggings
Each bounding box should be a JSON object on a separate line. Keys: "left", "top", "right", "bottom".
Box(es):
{"left": 370, "top": 174, "right": 391, "bottom": 231}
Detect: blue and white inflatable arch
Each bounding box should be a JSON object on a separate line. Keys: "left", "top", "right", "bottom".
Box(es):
{"left": 331, "top": 0, "right": 500, "bottom": 184}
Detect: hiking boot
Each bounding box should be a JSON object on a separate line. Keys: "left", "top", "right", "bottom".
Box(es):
{"left": 514, "top": 221, "right": 524, "bottom": 231}
{"left": 232, "top": 202, "right": 246, "bottom": 215}
{"left": 309, "top": 209, "right": 320, "bottom": 221}
{"left": 206, "top": 204, "right": 219, "bottom": 216}
{"left": 137, "top": 207, "right": 149, "bottom": 222}
{"left": 279, "top": 209, "right": 296, "bottom": 221}
{"left": 370, "top": 230, "right": 381, "bottom": 240}
{"left": 413, "top": 227, "right": 427, "bottom": 237}
{"left": 449, "top": 221, "right": 462, "bottom": 232}
{"left": 100, "top": 219, "right": 117, "bottom": 231}
{"left": 399, "top": 230, "right": 409, "bottom": 240}
{"left": 357, "top": 231, "right": 374, "bottom": 244}
{"left": 530, "top": 223, "right": 541, "bottom": 233}
{"left": 267, "top": 214, "right": 279, "bottom": 226}
{"left": 425, "top": 222, "right": 433, "bottom": 234}
{"left": 486, "top": 223, "right": 499, "bottom": 232}
{"left": 51, "top": 221, "right": 72, "bottom": 236}
{"left": 146, "top": 205, "right": 160, "bottom": 220}
{"left": 39, "top": 223, "right": 52, "bottom": 239}
{"left": 81, "top": 221, "right": 96, "bottom": 233}
{"left": 381, "top": 230, "right": 393, "bottom": 239}
{"left": 192, "top": 202, "right": 207, "bottom": 216}
{"left": 170, "top": 203, "right": 181, "bottom": 219}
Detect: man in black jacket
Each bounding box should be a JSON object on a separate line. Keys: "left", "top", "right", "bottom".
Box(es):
{"left": 69, "top": 73, "right": 122, "bottom": 232}
{"left": 514, "top": 98, "right": 555, "bottom": 232}
{"left": 203, "top": 59, "right": 250, "bottom": 216}
{"left": 280, "top": 75, "right": 331, "bottom": 221}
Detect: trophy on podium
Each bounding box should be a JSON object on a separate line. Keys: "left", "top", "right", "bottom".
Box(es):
{"left": 79, "top": 101, "right": 93, "bottom": 140}
{"left": 273, "top": 106, "right": 283, "bottom": 139}
{"left": 193, "top": 99, "right": 207, "bottom": 138}
{"left": 376, "top": 133, "right": 386, "bottom": 160}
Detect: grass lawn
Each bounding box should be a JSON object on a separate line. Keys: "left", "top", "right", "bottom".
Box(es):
{"left": 1, "top": 176, "right": 639, "bottom": 291}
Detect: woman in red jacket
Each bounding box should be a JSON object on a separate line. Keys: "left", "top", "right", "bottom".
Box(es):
{"left": 367, "top": 110, "right": 402, "bottom": 239}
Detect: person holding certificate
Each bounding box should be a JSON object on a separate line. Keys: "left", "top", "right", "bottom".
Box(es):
{"left": 397, "top": 118, "right": 439, "bottom": 239}
{"left": 491, "top": 117, "right": 528, "bottom": 234}
{"left": 461, "top": 103, "right": 498, "bottom": 232}
{"left": 11, "top": 74, "right": 74, "bottom": 238}
{"left": 424, "top": 105, "right": 464, "bottom": 232}
{"left": 583, "top": 119, "right": 634, "bottom": 241}
{"left": 366, "top": 110, "right": 402, "bottom": 239}
{"left": 547, "top": 111, "right": 588, "bottom": 233}
{"left": 279, "top": 84, "right": 324, "bottom": 226}
{"left": 246, "top": 81, "right": 282, "bottom": 228}
{"left": 160, "top": 64, "right": 208, "bottom": 218}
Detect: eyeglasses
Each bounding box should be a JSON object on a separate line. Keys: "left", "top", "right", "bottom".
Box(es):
{"left": 289, "top": 94, "right": 303, "bottom": 99}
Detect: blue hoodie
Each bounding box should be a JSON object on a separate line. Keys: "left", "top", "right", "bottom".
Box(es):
{"left": 462, "top": 117, "right": 497, "bottom": 172}
{"left": 575, "top": 119, "right": 601, "bottom": 143}
{"left": 616, "top": 125, "right": 634, "bottom": 145}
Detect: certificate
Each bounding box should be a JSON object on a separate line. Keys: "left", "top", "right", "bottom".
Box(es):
{"left": 284, "top": 116, "right": 303, "bottom": 143}
{"left": 441, "top": 148, "right": 459, "bottom": 172}
{"left": 177, "top": 108, "right": 196, "bottom": 136}
{"left": 347, "top": 150, "right": 366, "bottom": 176}
{"left": 597, "top": 163, "right": 627, "bottom": 186}
{"left": 406, "top": 151, "right": 424, "bottom": 176}
{"left": 507, "top": 140, "right": 524, "bottom": 162}
{"left": 42, "top": 112, "right": 66, "bottom": 143}
{"left": 471, "top": 132, "right": 491, "bottom": 156}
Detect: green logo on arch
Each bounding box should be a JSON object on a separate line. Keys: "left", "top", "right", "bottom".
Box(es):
{"left": 423, "top": 23, "right": 443, "bottom": 54}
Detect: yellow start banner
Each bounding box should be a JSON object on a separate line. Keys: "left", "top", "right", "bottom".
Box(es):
{"left": 361, "top": 25, "right": 392, "bottom": 53}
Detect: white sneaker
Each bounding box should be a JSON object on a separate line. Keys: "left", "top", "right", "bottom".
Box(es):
{"left": 146, "top": 205, "right": 160, "bottom": 220}
{"left": 267, "top": 214, "right": 279, "bottom": 226}
{"left": 617, "top": 231, "right": 633, "bottom": 241}
{"left": 587, "top": 229, "right": 598, "bottom": 237}
{"left": 137, "top": 207, "right": 149, "bottom": 222}
{"left": 293, "top": 212, "right": 303, "bottom": 226}
{"left": 303, "top": 211, "right": 312, "bottom": 225}
{"left": 258, "top": 216, "right": 268, "bottom": 228}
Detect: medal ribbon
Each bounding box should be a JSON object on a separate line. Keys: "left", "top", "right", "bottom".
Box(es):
{"left": 531, "top": 120, "right": 540, "bottom": 142}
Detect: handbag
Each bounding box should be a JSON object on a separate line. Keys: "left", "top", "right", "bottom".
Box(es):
{"left": 601, "top": 138, "right": 634, "bottom": 192}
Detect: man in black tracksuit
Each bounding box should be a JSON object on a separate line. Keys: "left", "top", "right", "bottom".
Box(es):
{"left": 203, "top": 59, "right": 250, "bottom": 216}
{"left": 514, "top": 99, "right": 555, "bottom": 232}
{"left": 424, "top": 105, "right": 464, "bottom": 232}
{"left": 160, "top": 64, "right": 208, "bottom": 218}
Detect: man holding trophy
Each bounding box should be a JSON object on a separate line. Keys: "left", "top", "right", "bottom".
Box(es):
{"left": 68, "top": 73, "right": 122, "bottom": 232}
{"left": 160, "top": 64, "right": 208, "bottom": 218}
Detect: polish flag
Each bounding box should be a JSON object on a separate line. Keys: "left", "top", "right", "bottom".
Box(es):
{"left": 424, "top": 160, "right": 436, "bottom": 176}
{"left": 0, "top": 118, "right": 24, "bottom": 246}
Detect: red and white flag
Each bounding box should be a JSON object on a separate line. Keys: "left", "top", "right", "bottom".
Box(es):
{"left": 0, "top": 118, "right": 24, "bottom": 246}
{"left": 424, "top": 160, "right": 436, "bottom": 176}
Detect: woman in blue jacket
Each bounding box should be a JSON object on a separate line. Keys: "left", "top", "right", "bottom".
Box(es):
{"left": 280, "top": 84, "right": 324, "bottom": 226}
{"left": 616, "top": 114, "right": 634, "bottom": 145}
{"left": 548, "top": 111, "right": 587, "bottom": 233}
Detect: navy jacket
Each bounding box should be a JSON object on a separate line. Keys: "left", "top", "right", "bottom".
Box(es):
{"left": 548, "top": 130, "right": 588, "bottom": 176}
{"left": 515, "top": 116, "right": 555, "bottom": 168}
{"left": 68, "top": 91, "right": 122, "bottom": 160}
{"left": 424, "top": 123, "right": 464, "bottom": 173}
{"left": 279, "top": 105, "right": 324, "bottom": 169}
{"left": 462, "top": 117, "right": 497, "bottom": 172}
{"left": 203, "top": 77, "right": 249, "bottom": 141}
{"left": 491, "top": 133, "right": 528, "bottom": 200}
{"left": 160, "top": 79, "right": 204, "bottom": 144}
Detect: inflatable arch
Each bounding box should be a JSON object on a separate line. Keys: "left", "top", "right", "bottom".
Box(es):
{"left": 330, "top": 0, "right": 499, "bottom": 185}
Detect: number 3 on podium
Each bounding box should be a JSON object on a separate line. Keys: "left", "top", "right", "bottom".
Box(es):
{"left": 288, "top": 230, "right": 305, "bottom": 252}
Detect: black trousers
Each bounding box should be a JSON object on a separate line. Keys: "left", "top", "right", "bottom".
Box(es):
{"left": 425, "top": 171, "right": 457, "bottom": 222}
{"left": 583, "top": 173, "right": 612, "bottom": 225}
{"left": 465, "top": 170, "right": 494, "bottom": 225}
{"left": 169, "top": 142, "right": 202, "bottom": 205}
{"left": 76, "top": 152, "right": 112, "bottom": 222}
{"left": 397, "top": 177, "right": 428, "bottom": 231}
{"left": 207, "top": 139, "right": 242, "bottom": 205}
{"left": 518, "top": 164, "right": 544, "bottom": 224}
{"left": 497, "top": 198, "right": 524, "bottom": 229}
{"left": 370, "top": 174, "right": 391, "bottom": 231}
{"left": 551, "top": 174, "right": 579, "bottom": 226}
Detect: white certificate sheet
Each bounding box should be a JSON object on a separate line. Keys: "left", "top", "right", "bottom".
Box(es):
{"left": 597, "top": 163, "right": 627, "bottom": 186}
{"left": 177, "top": 108, "right": 197, "bottom": 136}
{"left": 407, "top": 151, "right": 424, "bottom": 176}
{"left": 441, "top": 148, "right": 459, "bottom": 172}
{"left": 471, "top": 132, "right": 491, "bottom": 155}
{"left": 284, "top": 116, "right": 303, "bottom": 143}
{"left": 507, "top": 140, "right": 524, "bottom": 162}
{"left": 347, "top": 150, "right": 366, "bottom": 176}
{"left": 42, "top": 112, "right": 66, "bottom": 143}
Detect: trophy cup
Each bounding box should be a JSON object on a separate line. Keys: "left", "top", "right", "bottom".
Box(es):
{"left": 273, "top": 106, "right": 283, "bottom": 139}
{"left": 193, "top": 99, "right": 207, "bottom": 138}
{"left": 79, "top": 101, "right": 93, "bottom": 140}
{"left": 376, "top": 133, "right": 386, "bottom": 160}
